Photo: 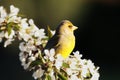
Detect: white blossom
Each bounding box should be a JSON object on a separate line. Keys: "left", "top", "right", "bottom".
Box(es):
{"left": 19, "top": 41, "right": 36, "bottom": 52}
{"left": 73, "top": 51, "right": 82, "bottom": 60}
{"left": 4, "top": 30, "right": 15, "bottom": 39}
{"left": 19, "top": 42, "right": 26, "bottom": 51}
{"left": 51, "top": 30, "right": 55, "bottom": 35}
{"left": 0, "top": 6, "right": 7, "bottom": 26}
{"left": 18, "top": 31, "right": 31, "bottom": 41}
{"left": 23, "top": 62, "right": 31, "bottom": 70}
{"left": 91, "top": 69, "right": 100, "bottom": 80}
{"left": 0, "top": 31, "right": 4, "bottom": 42}
{"left": 28, "top": 56, "right": 36, "bottom": 62}
{"left": 34, "top": 29, "right": 46, "bottom": 38}
{"left": 34, "top": 38, "right": 42, "bottom": 46}
{"left": 54, "top": 54, "right": 64, "bottom": 70}
{"left": 81, "top": 65, "right": 89, "bottom": 77}
{"left": 29, "top": 19, "right": 36, "bottom": 27}
{"left": 19, "top": 18, "right": 28, "bottom": 29}
{"left": 69, "top": 59, "right": 77, "bottom": 69}
{"left": 44, "top": 49, "right": 55, "bottom": 61}
{"left": 19, "top": 52, "right": 26, "bottom": 62}
{"left": 66, "top": 68, "right": 73, "bottom": 75}
{"left": 49, "top": 70, "right": 55, "bottom": 80}
{"left": 70, "top": 74, "right": 79, "bottom": 80}
{"left": 32, "top": 67, "right": 45, "bottom": 79}
{"left": 0, "top": 5, "right": 100, "bottom": 80}
{"left": 7, "top": 15, "right": 21, "bottom": 23}
{"left": 19, "top": 51, "right": 33, "bottom": 69}
{"left": 0, "top": 6, "right": 7, "bottom": 18}
{"left": 4, "top": 38, "right": 14, "bottom": 47}
{"left": 9, "top": 5, "right": 19, "bottom": 17}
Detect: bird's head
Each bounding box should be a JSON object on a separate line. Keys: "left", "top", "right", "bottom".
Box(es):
{"left": 56, "top": 20, "right": 78, "bottom": 35}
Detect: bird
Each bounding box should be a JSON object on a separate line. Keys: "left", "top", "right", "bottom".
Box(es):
{"left": 44, "top": 20, "right": 78, "bottom": 58}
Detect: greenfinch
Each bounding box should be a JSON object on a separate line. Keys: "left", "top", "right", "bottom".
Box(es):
{"left": 44, "top": 20, "right": 78, "bottom": 58}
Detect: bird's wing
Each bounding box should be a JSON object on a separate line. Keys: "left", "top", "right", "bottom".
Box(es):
{"left": 44, "top": 34, "right": 60, "bottom": 50}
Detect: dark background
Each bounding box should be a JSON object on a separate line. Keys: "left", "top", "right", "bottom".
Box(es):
{"left": 0, "top": 0, "right": 120, "bottom": 80}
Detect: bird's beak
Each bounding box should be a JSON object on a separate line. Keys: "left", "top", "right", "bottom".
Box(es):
{"left": 73, "top": 26, "right": 78, "bottom": 30}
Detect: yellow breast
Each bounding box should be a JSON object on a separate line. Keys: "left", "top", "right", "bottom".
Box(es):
{"left": 56, "top": 35, "right": 75, "bottom": 58}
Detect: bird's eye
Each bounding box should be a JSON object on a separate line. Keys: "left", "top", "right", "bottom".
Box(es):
{"left": 68, "top": 25, "right": 72, "bottom": 28}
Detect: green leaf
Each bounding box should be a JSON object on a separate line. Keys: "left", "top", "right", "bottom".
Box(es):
{"left": 7, "top": 23, "right": 12, "bottom": 36}
{"left": 47, "top": 26, "right": 53, "bottom": 39}
{"left": 60, "top": 69, "right": 68, "bottom": 78}
{"left": 45, "top": 75, "right": 52, "bottom": 80}
{"left": 57, "top": 72, "right": 67, "bottom": 80}
{"left": 85, "top": 72, "right": 92, "bottom": 79}
{"left": 41, "top": 37, "right": 49, "bottom": 40}
{"left": 0, "top": 29, "right": 2, "bottom": 32}
{"left": 13, "top": 25, "right": 20, "bottom": 31}
{"left": 54, "top": 67, "right": 68, "bottom": 80}
{"left": 6, "top": 22, "right": 20, "bottom": 35}
{"left": 62, "top": 62, "right": 69, "bottom": 68}
{"left": 29, "top": 59, "right": 43, "bottom": 69}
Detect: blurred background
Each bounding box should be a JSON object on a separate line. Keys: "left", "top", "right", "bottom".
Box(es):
{"left": 0, "top": 0, "right": 120, "bottom": 80}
